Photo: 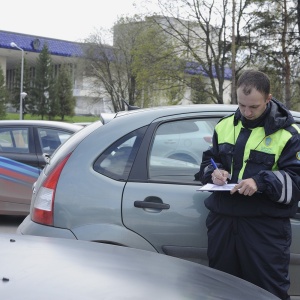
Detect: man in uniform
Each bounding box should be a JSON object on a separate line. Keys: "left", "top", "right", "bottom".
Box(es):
{"left": 199, "top": 69, "right": 300, "bottom": 300}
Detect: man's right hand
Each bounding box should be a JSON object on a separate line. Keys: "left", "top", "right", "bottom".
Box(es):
{"left": 211, "top": 170, "right": 230, "bottom": 185}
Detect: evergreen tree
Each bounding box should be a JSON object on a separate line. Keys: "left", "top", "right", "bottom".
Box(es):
{"left": 30, "top": 43, "right": 54, "bottom": 119}
{"left": 11, "top": 58, "right": 30, "bottom": 115}
{"left": 0, "top": 65, "right": 7, "bottom": 118}
{"left": 55, "top": 64, "right": 75, "bottom": 120}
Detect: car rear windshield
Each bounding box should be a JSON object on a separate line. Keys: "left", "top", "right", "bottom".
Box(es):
{"left": 44, "top": 121, "right": 102, "bottom": 176}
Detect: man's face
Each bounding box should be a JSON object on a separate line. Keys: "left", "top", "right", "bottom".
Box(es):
{"left": 237, "top": 87, "right": 271, "bottom": 120}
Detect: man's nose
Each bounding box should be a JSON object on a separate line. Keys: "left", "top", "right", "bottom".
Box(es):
{"left": 244, "top": 108, "right": 252, "bottom": 116}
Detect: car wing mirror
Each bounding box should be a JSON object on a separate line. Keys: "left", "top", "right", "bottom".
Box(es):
{"left": 43, "top": 153, "right": 51, "bottom": 164}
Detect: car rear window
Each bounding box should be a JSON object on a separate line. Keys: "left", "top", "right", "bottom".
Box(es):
{"left": 44, "top": 121, "right": 102, "bottom": 176}
{"left": 37, "top": 128, "right": 74, "bottom": 155}
{"left": 93, "top": 127, "right": 146, "bottom": 181}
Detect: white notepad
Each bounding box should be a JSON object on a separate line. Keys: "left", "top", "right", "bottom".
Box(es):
{"left": 197, "top": 183, "right": 237, "bottom": 191}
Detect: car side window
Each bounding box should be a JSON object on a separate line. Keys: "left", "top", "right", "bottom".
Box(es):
{"left": 38, "top": 128, "right": 72, "bottom": 154}
{"left": 93, "top": 127, "right": 146, "bottom": 181}
{"left": 0, "top": 128, "right": 29, "bottom": 153}
{"left": 148, "top": 118, "right": 217, "bottom": 183}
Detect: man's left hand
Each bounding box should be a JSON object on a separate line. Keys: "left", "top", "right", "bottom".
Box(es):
{"left": 230, "top": 178, "right": 258, "bottom": 196}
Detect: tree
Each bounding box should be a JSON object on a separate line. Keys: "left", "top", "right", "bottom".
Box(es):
{"left": 0, "top": 65, "right": 7, "bottom": 118}
{"left": 83, "top": 0, "right": 300, "bottom": 108}
{"left": 55, "top": 64, "right": 76, "bottom": 120}
{"left": 131, "top": 18, "right": 185, "bottom": 107}
{"left": 231, "top": 0, "right": 237, "bottom": 104}
{"left": 83, "top": 24, "right": 135, "bottom": 112}
{"left": 29, "top": 43, "right": 55, "bottom": 119}
{"left": 242, "top": 0, "right": 300, "bottom": 109}
{"left": 84, "top": 15, "right": 185, "bottom": 111}
{"left": 149, "top": 0, "right": 255, "bottom": 104}
{"left": 10, "top": 58, "right": 31, "bottom": 115}
{"left": 297, "top": 0, "right": 300, "bottom": 36}
{"left": 151, "top": 0, "right": 300, "bottom": 107}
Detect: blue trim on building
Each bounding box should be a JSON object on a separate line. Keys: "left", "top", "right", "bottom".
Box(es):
{"left": 0, "top": 30, "right": 84, "bottom": 57}
{"left": 185, "top": 61, "right": 232, "bottom": 80}
{"left": 0, "top": 30, "right": 232, "bottom": 80}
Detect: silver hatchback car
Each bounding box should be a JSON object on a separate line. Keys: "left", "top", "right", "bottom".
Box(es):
{"left": 18, "top": 104, "right": 300, "bottom": 298}
{"left": 1, "top": 233, "right": 278, "bottom": 300}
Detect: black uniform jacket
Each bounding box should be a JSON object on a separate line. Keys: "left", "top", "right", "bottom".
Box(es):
{"left": 198, "top": 98, "right": 300, "bottom": 218}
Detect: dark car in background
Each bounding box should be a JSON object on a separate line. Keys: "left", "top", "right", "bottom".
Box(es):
{"left": 18, "top": 105, "right": 300, "bottom": 298}
{"left": 1, "top": 233, "right": 278, "bottom": 300}
{"left": 0, "top": 120, "right": 82, "bottom": 215}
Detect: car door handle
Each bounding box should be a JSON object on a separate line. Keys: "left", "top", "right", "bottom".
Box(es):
{"left": 134, "top": 201, "right": 170, "bottom": 210}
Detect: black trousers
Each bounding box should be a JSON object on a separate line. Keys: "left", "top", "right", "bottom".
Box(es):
{"left": 206, "top": 212, "right": 291, "bottom": 300}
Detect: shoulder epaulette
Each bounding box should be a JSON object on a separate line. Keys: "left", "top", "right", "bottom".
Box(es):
{"left": 284, "top": 124, "right": 300, "bottom": 135}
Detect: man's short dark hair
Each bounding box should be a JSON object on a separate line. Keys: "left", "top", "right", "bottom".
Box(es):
{"left": 237, "top": 69, "right": 270, "bottom": 98}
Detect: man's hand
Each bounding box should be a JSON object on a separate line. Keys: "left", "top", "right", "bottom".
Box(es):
{"left": 230, "top": 178, "right": 258, "bottom": 196}
{"left": 211, "top": 170, "right": 230, "bottom": 186}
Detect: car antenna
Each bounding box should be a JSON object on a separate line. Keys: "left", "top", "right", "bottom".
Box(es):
{"left": 122, "top": 100, "right": 140, "bottom": 111}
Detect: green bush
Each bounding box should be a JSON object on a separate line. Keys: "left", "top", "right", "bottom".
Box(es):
{"left": 3, "top": 113, "right": 100, "bottom": 123}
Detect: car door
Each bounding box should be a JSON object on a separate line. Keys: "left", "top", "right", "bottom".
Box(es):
{"left": 122, "top": 115, "right": 219, "bottom": 264}
{"left": 0, "top": 125, "right": 39, "bottom": 167}
{"left": 290, "top": 214, "right": 300, "bottom": 296}
{"left": 0, "top": 124, "right": 77, "bottom": 214}
{"left": 288, "top": 119, "right": 300, "bottom": 297}
{"left": 122, "top": 114, "right": 300, "bottom": 296}
{"left": 0, "top": 125, "right": 40, "bottom": 212}
{"left": 287, "top": 117, "right": 300, "bottom": 296}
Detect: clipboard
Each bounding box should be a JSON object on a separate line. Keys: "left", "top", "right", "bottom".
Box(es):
{"left": 197, "top": 183, "right": 237, "bottom": 192}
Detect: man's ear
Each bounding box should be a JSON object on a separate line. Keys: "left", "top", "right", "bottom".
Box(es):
{"left": 266, "top": 94, "right": 272, "bottom": 103}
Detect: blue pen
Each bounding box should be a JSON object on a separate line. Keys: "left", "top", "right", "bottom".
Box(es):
{"left": 210, "top": 158, "right": 227, "bottom": 183}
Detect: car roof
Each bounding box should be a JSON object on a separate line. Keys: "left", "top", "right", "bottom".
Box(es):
{"left": 117, "top": 103, "right": 238, "bottom": 115}
{"left": 101, "top": 104, "right": 300, "bottom": 124}
{"left": 1, "top": 233, "right": 277, "bottom": 300}
{"left": 73, "top": 122, "right": 93, "bottom": 126}
{"left": 100, "top": 104, "right": 238, "bottom": 124}
{"left": 118, "top": 104, "right": 239, "bottom": 117}
{"left": 0, "top": 120, "right": 83, "bottom": 131}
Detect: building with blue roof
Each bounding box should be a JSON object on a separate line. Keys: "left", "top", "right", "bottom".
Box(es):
{"left": 0, "top": 29, "right": 232, "bottom": 115}
{"left": 0, "top": 30, "right": 110, "bottom": 115}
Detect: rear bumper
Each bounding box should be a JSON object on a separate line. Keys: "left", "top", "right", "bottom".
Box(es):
{"left": 17, "top": 215, "right": 77, "bottom": 239}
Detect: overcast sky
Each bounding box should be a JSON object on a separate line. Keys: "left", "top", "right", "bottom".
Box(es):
{"left": 1, "top": 0, "right": 159, "bottom": 42}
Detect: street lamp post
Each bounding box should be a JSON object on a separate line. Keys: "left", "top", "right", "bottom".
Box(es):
{"left": 10, "top": 42, "right": 25, "bottom": 120}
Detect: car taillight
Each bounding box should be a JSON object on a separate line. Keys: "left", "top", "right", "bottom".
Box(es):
{"left": 32, "top": 153, "right": 71, "bottom": 225}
